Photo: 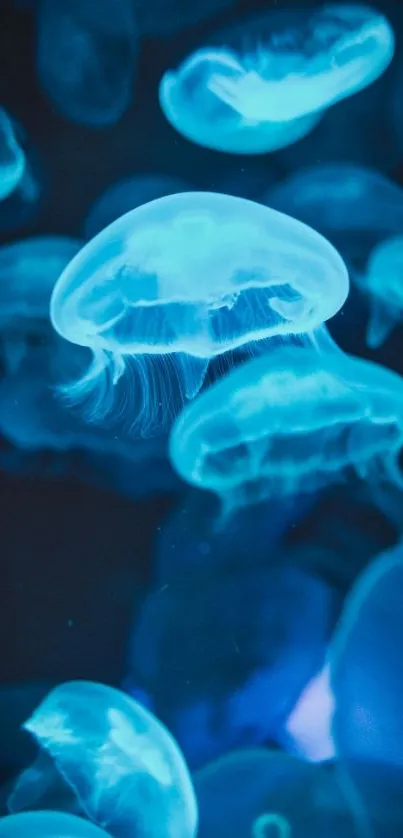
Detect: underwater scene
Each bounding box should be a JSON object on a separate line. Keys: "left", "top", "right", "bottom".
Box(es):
{"left": 1, "top": 0, "right": 403, "bottom": 834}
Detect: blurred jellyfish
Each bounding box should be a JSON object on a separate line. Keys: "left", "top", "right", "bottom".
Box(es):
{"left": 84, "top": 174, "right": 191, "bottom": 239}
{"left": 159, "top": 4, "right": 394, "bottom": 154}
{"left": 283, "top": 664, "right": 335, "bottom": 763}
{"left": 194, "top": 748, "right": 359, "bottom": 838}
{"left": 8, "top": 681, "right": 198, "bottom": 838}
{"left": 330, "top": 542, "right": 403, "bottom": 836}
{"left": 355, "top": 234, "right": 403, "bottom": 348}
{"left": 50, "top": 192, "right": 348, "bottom": 437}
{"left": 36, "top": 0, "right": 138, "bottom": 126}
{"left": 0, "top": 812, "right": 110, "bottom": 838}
{"left": 0, "top": 236, "right": 82, "bottom": 374}
{"left": 0, "top": 108, "right": 42, "bottom": 234}
{"left": 126, "top": 562, "right": 337, "bottom": 769}
{"left": 170, "top": 341, "right": 403, "bottom": 520}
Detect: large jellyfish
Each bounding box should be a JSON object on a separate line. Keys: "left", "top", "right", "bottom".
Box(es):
{"left": 329, "top": 542, "right": 403, "bottom": 836}
{"left": 0, "top": 812, "right": 110, "bottom": 838}
{"left": 0, "top": 235, "right": 82, "bottom": 374}
{"left": 194, "top": 748, "right": 359, "bottom": 837}
{"left": 126, "top": 561, "right": 337, "bottom": 769}
{"left": 84, "top": 174, "right": 191, "bottom": 239}
{"left": 354, "top": 234, "right": 403, "bottom": 348}
{"left": 8, "top": 681, "right": 198, "bottom": 838}
{"left": 49, "top": 192, "right": 348, "bottom": 437}
{"left": 0, "top": 108, "right": 42, "bottom": 234}
{"left": 169, "top": 340, "right": 403, "bottom": 520}
{"left": 159, "top": 4, "right": 394, "bottom": 154}
{"left": 36, "top": 0, "right": 138, "bottom": 126}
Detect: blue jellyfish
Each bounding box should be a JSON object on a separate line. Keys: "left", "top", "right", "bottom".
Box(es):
{"left": 169, "top": 340, "right": 403, "bottom": 520}
{"left": 36, "top": 0, "right": 138, "bottom": 126}
{"left": 329, "top": 542, "right": 403, "bottom": 836}
{"left": 0, "top": 236, "right": 82, "bottom": 374}
{"left": 0, "top": 812, "right": 110, "bottom": 838}
{"left": 0, "top": 106, "right": 25, "bottom": 201}
{"left": 354, "top": 234, "right": 403, "bottom": 348}
{"left": 50, "top": 192, "right": 348, "bottom": 437}
{"left": 194, "top": 748, "right": 358, "bottom": 838}
{"left": 84, "top": 174, "right": 191, "bottom": 239}
{"left": 126, "top": 562, "right": 337, "bottom": 769}
{"left": 0, "top": 108, "right": 42, "bottom": 234}
{"left": 159, "top": 4, "right": 394, "bottom": 154}
{"left": 8, "top": 681, "right": 198, "bottom": 838}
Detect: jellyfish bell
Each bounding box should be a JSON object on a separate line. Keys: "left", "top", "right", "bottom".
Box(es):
{"left": 0, "top": 812, "right": 111, "bottom": 838}
{"left": 8, "top": 681, "right": 198, "bottom": 838}
{"left": 50, "top": 192, "right": 348, "bottom": 436}
{"left": 159, "top": 4, "right": 394, "bottom": 155}
{"left": 354, "top": 234, "right": 403, "bottom": 349}
{"left": 169, "top": 341, "right": 403, "bottom": 522}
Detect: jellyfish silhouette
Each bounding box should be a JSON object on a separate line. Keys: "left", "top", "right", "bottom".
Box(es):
{"left": 159, "top": 4, "right": 394, "bottom": 154}
{"left": 355, "top": 234, "right": 403, "bottom": 348}
{"left": 8, "top": 681, "right": 198, "bottom": 838}
{"left": 84, "top": 174, "right": 191, "bottom": 239}
{"left": 36, "top": 0, "right": 138, "bottom": 126}
{"left": 0, "top": 108, "right": 42, "bottom": 234}
{"left": 50, "top": 192, "right": 348, "bottom": 436}
{"left": 169, "top": 340, "right": 403, "bottom": 520}
{"left": 0, "top": 812, "right": 111, "bottom": 838}
{"left": 0, "top": 235, "right": 82, "bottom": 374}
{"left": 194, "top": 748, "right": 358, "bottom": 838}
{"left": 329, "top": 542, "right": 403, "bottom": 837}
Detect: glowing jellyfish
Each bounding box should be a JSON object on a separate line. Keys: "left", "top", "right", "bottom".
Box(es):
{"left": 84, "top": 174, "right": 191, "bottom": 239}
{"left": 0, "top": 106, "right": 25, "bottom": 201}
{"left": 169, "top": 341, "right": 403, "bottom": 520}
{"left": 126, "top": 562, "right": 336, "bottom": 769}
{"left": 8, "top": 681, "right": 198, "bottom": 838}
{"left": 194, "top": 748, "right": 358, "bottom": 837}
{"left": 0, "top": 812, "right": 111, "bottom": 838}
{"left": 50, "top": 192, "right": 348, "bottom": 437}
{"left": 36, "top": 0, "right": 138, "bottom": 126}
{"left": 330, "top": 542, "right": 403, "bottom": 836}
{"left": 355, "top": 234, "right": 403, "bottom": 348}
{"left": 0, "top": 236, "right": 82, "bottom": 374}
{"left": 159, "top": 4, "right": 394, "bottom": 154}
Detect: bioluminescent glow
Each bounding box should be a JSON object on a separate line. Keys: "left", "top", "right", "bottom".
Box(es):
{"left": 50, "top": 192, "right": 348, "bottom": 436}
{"left": 355, "top": 234, "right": 403, "bottom": 348}
{"left": 169, "top": 341, "right": 403, "bottom": 519}
{"left": 0, "top": 106, "right": 25, "bottom": 201}
{"left": 8, "top": 681, "right": 198, "bottom": 838}
{"left": 36, "top": 0, "right": 138, "bottom": 126}
{"left": 159, "top": 4, "right": 394, "bottom": 154}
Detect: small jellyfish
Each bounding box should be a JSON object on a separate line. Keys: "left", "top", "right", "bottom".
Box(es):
{"left": 329, "top": 542, "right": 403, "bottom": 836}
{"left": 36, "top": 0, "right": 138, "bottom": 126}
{"left": 169, "top": 340, "right": 403, "bottom": 520}
{"left": 159, "top": 4, "right": 394, "bottom": 154}
{"left": 84, "top": 174, "right": 191, "bottom": 239}
{"left": 50, "top": 192, "right": 348, "bottom": 437}
{"left": 8, "top": 681, "right": 198, "bottom": 838}
{"left": 252, "top": 813, "right": 291, "bottom": 838}
{"left": 0, "top": 108, "right": 42, "bottom": 234}
{"left": 0, "top": 236, "right": 82, "bottom": 375}
{"left": 0, "top": 812, "right": 110, "bottom": 838}
{"left": 355, "top": 235, "right": 403, "bottom": 348}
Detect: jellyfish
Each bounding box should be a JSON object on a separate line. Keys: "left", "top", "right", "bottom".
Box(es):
{"left": 194, "top": 748, "right": 358, "bottom": 838}
{"left": 36, "top": 0, "right": 138, "bottom": 126}
{"left": 84, "top": 174, "right": 191, "bottom": 239}
{"left": 0, "top": 812, "right": 111, "bottom": 838}
{"left": 8, "top": 681, "right": 198, "bottom": 838}
{"left": 49, "top": 192, "right": 348, "bottom": 437}
{"left": 329, "top": 542, "right": 403, "bottom": 836}
{"left": 0, "top": 236, "right": 82, "bottom": 374}
{"left": 126, "top": 561, "right": 337, "bottom": 769}
{"left": 354, "top": 234, "right": 403, "bottom": 348}
{"left": 0, "top": 108, "right": 42, "bottom": 234}
{"left": 169, "top": 340, "right": 403, "bottom": 521}
{"left": 159, "top": 4, "right": 394, "bottom": 154}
